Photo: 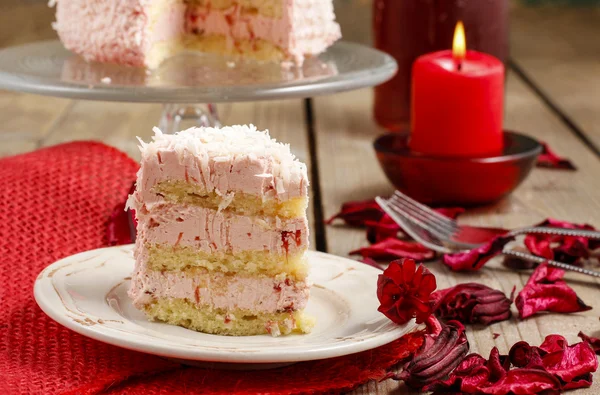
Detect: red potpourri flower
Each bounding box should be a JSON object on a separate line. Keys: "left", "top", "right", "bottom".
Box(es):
{"left": 376, "top": 259, "right": 437, "bottom": 325}
{"left": 431, "top": 283, "right": 514, "bottom": 325}
{"left": 578, "top": 331, "right": 600, "bottom": 355}
{"left": 351, "top": 238, "right": 435, "bottom": 261}
{"left": 524, "top": 218, "right": 600, "bottom": 266}
{"left": 515, "top": 263, "right": 592, "bottom": 319}
{"left": 537, "top": 142, "right": 577, "bottom": 170}
{"left": 442, "top": 235, "right": 515, "bottom": 272}
{"left": 393, "top": 320, "right": 469, "bottom": 390}
{"left": 418, "top": 335, "right": 597, "bottom": 394}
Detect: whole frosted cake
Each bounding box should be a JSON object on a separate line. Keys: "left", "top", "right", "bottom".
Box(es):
{"left": 51, "top": 0, "right": 341, "bottom": 68}
{"left": 127, "top": 125, "right": 313, "bottom": 336}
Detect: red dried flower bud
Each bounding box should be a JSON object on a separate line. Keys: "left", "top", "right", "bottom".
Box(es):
{"left": 431, "top": 283, "right": 513, "bottom": 326}
{"left": 376, "top": 259, "right": 437, "bottom": 325}
{"left": 397, "top": 320, "right": 469, "bottom": 389}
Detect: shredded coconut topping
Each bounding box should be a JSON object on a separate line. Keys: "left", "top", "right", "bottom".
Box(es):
{"left": 138, "top": 125, "right": 308, "bottom": 193}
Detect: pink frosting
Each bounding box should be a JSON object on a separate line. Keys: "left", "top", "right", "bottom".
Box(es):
{"left": 136, "top": 203, "right": 308, "bottom": 255}
{"left": 53, "top": 0, "right": 340, "bottom": 67}
{"left": 186, "top": 0, "right": 341, "bottom": 63}
{"left": 135, "top": 147, "right": 307, "bottom": 204}
{"left": 129, "top": 267, "right": 309, "bottom": 313}
{"left": 54, "top": 0, "right": 150, "bottom": 67}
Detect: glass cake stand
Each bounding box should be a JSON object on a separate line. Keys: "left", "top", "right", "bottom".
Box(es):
{"left": 0, "top": 40, "right": 397, "bottom": 131}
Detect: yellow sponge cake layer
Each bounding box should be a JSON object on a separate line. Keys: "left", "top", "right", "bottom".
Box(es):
{"left": 145, "top": 298, "right": 314, "bottom": 336}
{"left": 154, "top": 181, "right": 308, "bottom": 219}
{"left": 146, "top": 245, "right": 308, "bottom": 280}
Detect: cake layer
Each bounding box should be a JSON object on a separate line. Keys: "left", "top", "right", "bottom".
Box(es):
{"left": 131, "top": 126, "right": 308, "bottom": 204}
{"left": 129, "top": 267, "right": 309, "bottom": 313}
{"left": 149, "top": 181, "right": 307, "bottom": 218}
{"left": 135, "top": 202, "right": 308, "bottom": 254}
{"left": 185, "top": 0, "right": 283, "bottom": 18}
{"left": 144, "top": 245, "right": 308, "bottom": 279}
{"left": 186, "top": 0, "right": 341, "bottom": 63}
{"left": 143, "top": 298, "right": 314, "bottom": 336}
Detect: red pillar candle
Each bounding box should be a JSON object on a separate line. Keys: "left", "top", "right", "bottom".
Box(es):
{"left": 409, "top": 22, "right": 504, "bottom": 157}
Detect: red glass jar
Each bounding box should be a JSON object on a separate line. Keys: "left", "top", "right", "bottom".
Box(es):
{"left": 373, "top": 0, "right": 509, "bottom": 131}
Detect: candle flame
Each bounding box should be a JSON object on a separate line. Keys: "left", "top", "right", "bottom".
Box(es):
{"left": 452, "top": 21, "right": 466, "bottom": 63}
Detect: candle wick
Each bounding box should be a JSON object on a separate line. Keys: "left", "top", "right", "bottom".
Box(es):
{"left": 457, "top": 61, "right": 463, "bottom": 71}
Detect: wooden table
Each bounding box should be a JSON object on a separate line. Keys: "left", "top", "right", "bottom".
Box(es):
{"left": 2, "top": 1, "right": 599, "bottom": 394}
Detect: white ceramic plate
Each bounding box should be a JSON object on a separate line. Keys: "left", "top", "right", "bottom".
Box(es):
{"left": 34, "top": 245, "right": 417, "bottom": 365}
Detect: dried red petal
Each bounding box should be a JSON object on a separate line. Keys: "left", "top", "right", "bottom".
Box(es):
{"left": 327, "top": 200, "right": 464, "bottom": 245}
{"left": 423, "top": 334, "right": 596, "bottom": 394}
{"left": 365, "top": 214, "right": 401, "bottom": 243}
{"left": 351, "top": 237, "right": 435, "bottom": 261}
{"left": 524, "top": 218, "right": 599, "bottom": 265}
{"left": 442, "top": 235, "right": 514, "bottom": 272}
{"left": 515, "top": 263, "right": 592, "bottom": 319}
{"left": 431, "top": 283, "right": 513, "bottom": 325}
{"left": 508, "top": 341, "right": 544, "bottom": 370}
{"left": 376, "top": 259, "right": 437, "bottom": 325}
{"left": 578, "top": 331, "right": 600, "bottom": 355}
{"left": 538, "top": 335, "right": 598, "bottom": 384}
{"left": 398, "top": 321, "right": 469, "bottom": 389}
{"left": 325, "top": 199, "right": 384, "bottom": 226}
{"left": 537, "top": 142, "right": 577, "bottom": 170}
{"left": 479, "top": 369, "right": 562, "bottom": 395}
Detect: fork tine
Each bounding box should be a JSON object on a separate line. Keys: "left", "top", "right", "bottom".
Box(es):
{"left": 387, "top": 198, "right": 456, "bottom": 240}
{"left": 388, "top": 196, "right": 456, "bottom": 235}
{"left": 392, "top": 191, "right": 458, "bottom": 229}
{"left": 389, "top": 193, "right": 458, "bottom": 234}
{"left": 375, "top": 197, "right": 452, "bottom": 253}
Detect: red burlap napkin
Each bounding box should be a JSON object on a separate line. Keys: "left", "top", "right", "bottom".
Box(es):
{"left": 0, "top": 142, "right": 423, "bottom": 394}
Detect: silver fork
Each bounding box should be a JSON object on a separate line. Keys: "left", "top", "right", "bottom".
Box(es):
{"left": 376, "top": 191, "right": 600, "bottom": 278}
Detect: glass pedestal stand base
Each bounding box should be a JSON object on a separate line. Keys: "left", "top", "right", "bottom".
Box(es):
{"left": 159, "top": 103, "right": 221, "bottom": 133}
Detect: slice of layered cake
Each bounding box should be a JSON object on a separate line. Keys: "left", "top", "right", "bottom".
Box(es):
{"left": 127, "top": 125, "right": 313, "bottom": 336}
{"left": 51, "top": 0, "right": 341, "bottom": 68}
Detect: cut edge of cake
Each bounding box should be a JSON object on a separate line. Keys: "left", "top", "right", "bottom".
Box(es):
{"left": 52, "top": 0, "right": 341, "bottom": 68}
{"left": 127, "top": 125, "right": 314, "bottom": 336}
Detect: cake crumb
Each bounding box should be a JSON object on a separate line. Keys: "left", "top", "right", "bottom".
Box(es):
{"left": 226, "top": 61, "right": 236, "bottom": 68}
{"left": 101, "top": 77, "right": 112, "bottom": 84}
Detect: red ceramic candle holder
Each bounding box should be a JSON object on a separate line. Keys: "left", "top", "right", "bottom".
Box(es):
{"left": 374, "top": 131, "right": 542, "bottom": 206}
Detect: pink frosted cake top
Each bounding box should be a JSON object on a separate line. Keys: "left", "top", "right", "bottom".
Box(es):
{"left": 131, "top": 125, "right": 309, "bottom": 202}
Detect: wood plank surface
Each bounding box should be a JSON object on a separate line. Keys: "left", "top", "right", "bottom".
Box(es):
{"left": 314, "top": 71, "right": 600, "bottom": 394}
{"left": 510, "top": 5, "right": 600, "bottom": 152}
{"left": 315, "top": 69, "right": 600, "bottom": 394}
